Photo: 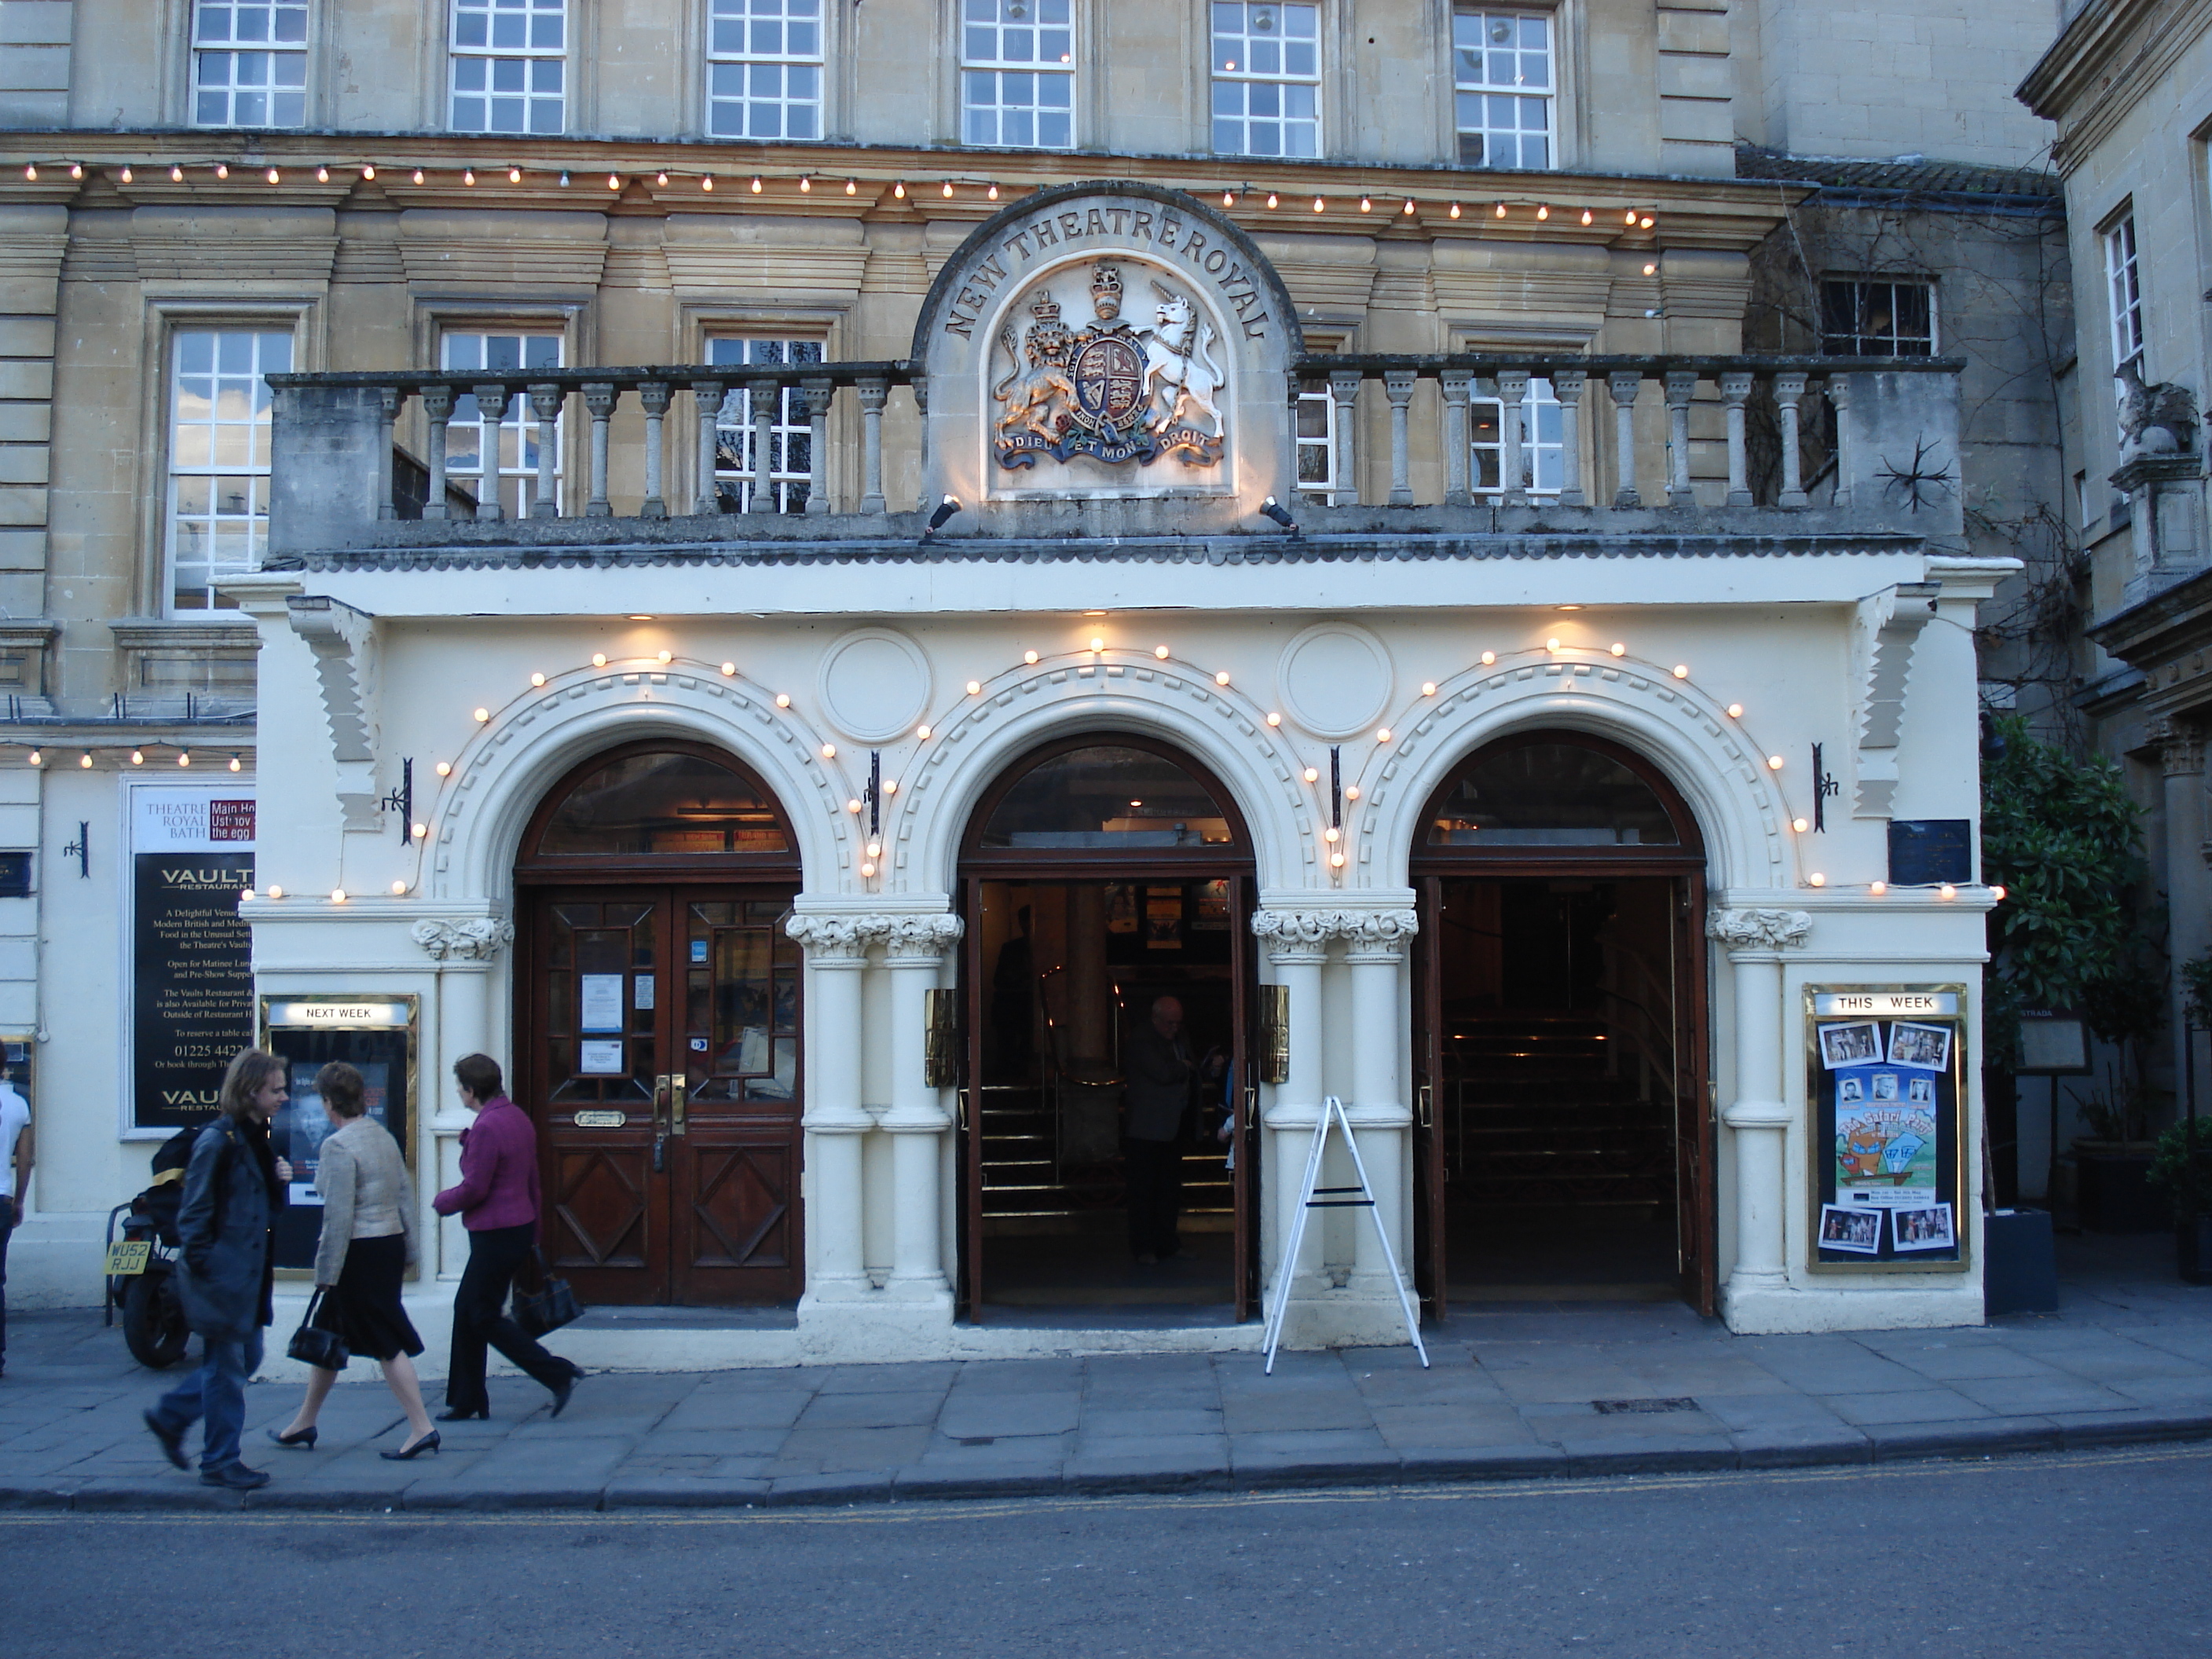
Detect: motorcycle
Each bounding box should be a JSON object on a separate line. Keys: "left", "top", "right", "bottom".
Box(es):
{"left": 103, "top": 1126, "right": 197, "bottom": 1369}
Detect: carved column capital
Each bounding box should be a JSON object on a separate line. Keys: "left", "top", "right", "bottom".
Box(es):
{"left": 785, "top": 911, "right": 965, "bottom": 960}
{"left": 784, "top": 914, "right": 877, "bottom": 961}
{"left": 2150, "top": 716, "right": 2207, "bottom": 777}
{"left": 878, "top": 914, "right": 965, "bottom": 957}
{"left": 411, "top": 917, "right": 515, "bottom": 962}
{"left": 1705, "top": 907, "right": 1812, "bottom": 952}
{"left": 1251, "top": 907, "right": 1419, "bottom": 947}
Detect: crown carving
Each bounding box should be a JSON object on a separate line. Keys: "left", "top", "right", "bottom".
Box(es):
{"left": 1090, "top": 262, "right": 1123, "bottom": 319}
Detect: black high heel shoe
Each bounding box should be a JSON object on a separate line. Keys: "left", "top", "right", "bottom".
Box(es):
{"left": 266, "top": 1425, "right": 317, "bottom": 1450}
{"left": 380, "top": 1429, "right": 441, "bottom": 1461}
{"left": 436, "top": 1406, "right": 489, "bottom": 1421}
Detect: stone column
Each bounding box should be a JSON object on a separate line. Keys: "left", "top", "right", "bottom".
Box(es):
{"left": 1496, "top": 368, "right": 1529, "bottom": 508}
{"left": 1720, "top": 371, "right": 1753, "bottom": 507}
{"left": 879, "top": 914, "right": 964, "bottom": 1302}
{"left": 1383, "top": 368, "right": 1416, "bottom": 506}
{"left": 2159, "top": 722, "right": 2209, "bottom": 1108}
{"left": 1606, "top": 371, "right": 1640, "bottom": 508}
{"left": 637, "top": 380, "right": 672, "bottom": 518}
{"left": 1708, "top": 907, "right": 1811, "bottom": 1309}
{"left": 582, "top": 383, "right": 616, "bottom": 518}
{"left": 690, "top": 379, "right": 724, "bottom": 515}
{"left": 1664, "top": 369, "right": 1697, "bottom": 508}
{"left": 1774, "top": 372, "right": 1809, "bottom": 508}
{"left": 412, "top": 917, "right": 515, "bottom": 1279}
{"left": 1440, "top": 369, "right": 1473, "bottom": 507}
{"left": 1343, "top": 911, "right": 1418, "bottom": 1295}
{"left": 1328, "top": 369, "right": 1363, "bottom": 507}
{"left": 1553, "top": 368, "right": 1587, "bottom": 507}
{"left": 857, "top": 377, "right": 888, "bottom": 514}
{"left": 1251, "top": 912, "right": 1329, "bottom": 1294}
{"left": 785, "top": 915, "right": 873, "bottom": 1301}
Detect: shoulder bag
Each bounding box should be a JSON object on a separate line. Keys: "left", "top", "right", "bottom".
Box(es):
{"left": 513, "top": 1247, "right": 581, "bottom": 1339}
{"left": 286, "top": 1287, "right": 350, "bottom": 1371}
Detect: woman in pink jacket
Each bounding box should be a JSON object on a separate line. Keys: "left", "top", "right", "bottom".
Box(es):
{"left": 432, "top": 1053, "right": 581, "bottom": 1421}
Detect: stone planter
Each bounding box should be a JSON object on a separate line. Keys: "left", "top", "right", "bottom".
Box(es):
{"left": 1984, "top": 1208, "right": 2059, "bottom": 1315}
{"left": 2073, "top": 1141, "right": 2170, "bottom": 1233}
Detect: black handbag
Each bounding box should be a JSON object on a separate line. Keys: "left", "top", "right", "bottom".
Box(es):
{"left": 513, "top": 1249, "right": 580, "bottom": 1339}
{"left": 287, "top": 1289, "right": 350, "bottom": 1371}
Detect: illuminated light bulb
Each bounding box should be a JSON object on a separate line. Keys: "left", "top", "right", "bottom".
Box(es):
{"left": 916, "top": 723, "right": 932, "bottom": 739}
{"left": 510, "top": 167, "right": 522, "bottom": 183}
{"left": 942, "top": 181, "right": 954, "bottom": 197}
{"left": 69, "top": 163, "right": 82, "bottom": 179}
{"left": 860, "top": 862, "right": 876, "bottom": 878}
{"left": 170, "top": 165, "right": 183, "bottom": 181}
{"left": 1155, "top": 645, "right": 1170, "bottom": 660}
{"left": 866, "top": 840, "right": 882, "bottom": 859}
{"left": 1024, "top": 650, "right": 1039, "bottom": 665}
{"left": 1330, "top": 851, "right": 1346, "bottom": 869}
{"left": 607, "top": 174, "right": 621, "bottom": 190}
{"left": 412, "top": 822, "right": 427, "bottom": 839}
{"left": 1939, "top": 883, "right": 1957, "bottom": 900}
{"left": 882, "top": 779, "right": 898, "bottom": 795}
{"left": 720, "top": 661, "right": 736, "bottom": 676}
{"left": 241, "top": 888, "right": 256, "bottom": 902}
{"left": 529, "top": 672, "right": 545, "bottom": 687}
{"left": 361, "top": 165, "right": 375, "bottom": 180}
{"left": 775, "top": 693, "right": 791, "bottom": 708}
{"left": 412, "top": 168, "right": 424, "bottom": 185}
{"left": 1990, "top": 884, "right": 2007, "bottom": 902}
{"left": 214, "top": 163, "right": 229, "bottom": 178}
{"left": 391, "top": 881, "right": 407, "bottom": 895}
{"left": 1266, "top": 192, "right": 1279, "bottom": 209}
{"left": 79, "top": 751, "right": 91, "bottom": 768}
{"left": 752, "top": 175, "right": 764, "bottom": 192}
{"left": 1222, "top": 190, "right": 1236, "bottom": 207}
{"left": 1402, "top": 198, "right": 1415, "bottom": 216}
{"left": 1640, "top": 216, "right": 1654, "bottom": 229}
{"left": 1580, "top": 208, "right": 1593, "bottom": 225}
{"left": 1448, "top": 201, "right": 1462, "bottom": 219}
{"left": 847, "top": 798, "right": 863, "bottom": 814}
{"left": 1546, "top": 637, "right": 1562, "bottom": 651}
{"left": 463, "top": 169, "right": 475, "bottom": 185}
{"left": 1266, "top": 712, "right": 1282, "bottom": 727}
{"left": 819, "top": 743, "right": 837, "bottom": 759}
{"left": 987, "top": 183, "right": 999, "bottom": 200}
{"left": 846, "top": 178, "right": 857, "bottom": 195}
{"left": 1480, "top": 650, "right": 1496, "bottom": 666}
{"left": 1089, "top": 636, "right": 1104, "bottom": 651}
{"left": 178, "top": 750, "right": 192, "bottom": 767}
{"left": 656, "top": 649, "right": 672, "bottom": 664}
{"left": 1324, "top": 826, "right": 1340, "bottom": 843}
{"left": 266, "top": 884, "right": 284, "bottom": 899}
{"left": 1422, "top": 682, "right": 1437, "bottom": 696}
{"left": 1793, "top": 817, "right": 1809, "bottom": 833}
{"left": 1214, "top": 670, "right": 1231, "bottom": 686}
{"left": 228, "top": 754, "right": 241, "bottom": 772}
{"left": 558, "top": 170, "right": 569, "bottom": 185}
{"left": 1536, "top": 203, "right": 1549, "bottom": 220}
{"left": 1625, "top": 209, "right": 1639, "bottom": 225}
{"left": 267, "top": 167, "right": 280, "bottom": 184}
{"left": 1375, "top": 727, "right": 1393, "bottom": 743}
{"left": 1807, "top": 873, "right": 1826, "bottom": 888}
{"left": 434, "top": 761, "right": 452, "bottom": 777}
{"left": 1346, "top": 785, "right": 1361, "bottom": 800}
{"left": 1643, "top": 262, "right": 1657, "bottom": 276}
{"left": 316, "top": 165, "right": 329, "bottom": 183}
{"left": 1303, "top": 767, "right": 1320, "bottom": 784}
{"left": 1358, "top": 196, "right": 1372, "bottom": 213}
{"left": 25, "top": 749, "right": 40, "bottom": 767}
{"left": 656, "top": 170, "right": 669, "bottom": 186}
{"left": 1602, "top": 643, "right": 1623, "bottom": 658}
{"left": 120, "top": 166, "right": 134, "bottom": 183}
{"left": 1672, "top": 664, "right": 1690, "bottom": 679}
{"left": 1767, "top": 754, "right": 1785, "bottom": 771}
{"left": 797, "top": 176, "right": 809, "bottom": 193}
{"left": 472, "top": 706, "right": 490, "bottom": 723}
{"left": 1494, "top": 201, "right": 1507, "bottom": 218}
{"left": 131, "top": 749, "right": 145, "bottom": 765}
{"left": 1312, "top": 196, "right": 1324, "bottom": 213}
{"left": 1727, "top": 703, "right": 1744, "bottom": 719}
{"left": 1870, "top": 881, "right": 1888, "bottom": 896}
{"left": 330, "top": 888, "right": 346, "bottom": 903}
{"left": 966, "top": 679, "right": 982, "bottom": 695}
{"left": 591, "top": 653, "right": 607, "bottom": 668}
{"left": 699, "top": 174, "right": 712, "bottom": 191}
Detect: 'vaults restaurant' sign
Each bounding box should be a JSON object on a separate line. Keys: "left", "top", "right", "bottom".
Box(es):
{"left": 132, "top": 789, "right": 255, "bottom": 1132}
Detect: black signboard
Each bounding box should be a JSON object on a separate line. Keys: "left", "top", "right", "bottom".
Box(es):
{"left": 132, "top": 851, "right": 256, "bottom": 1129}
{"left": 1887, "top": 819, "right": 1972, "bottom": 886}
{"left": 261, "top": 998, "right": 417, "bottom": 1272}
{"left": 0, "top": 851, "right": 29, "bottom": 897}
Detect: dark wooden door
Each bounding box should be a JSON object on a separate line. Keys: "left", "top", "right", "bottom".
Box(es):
{"left": 1412, "top": 875, "right": 1448, "bottom": 1319}
{"left": 1672, "top": 873, "right": 1717, "bottom": 1315}
{"left": 959, "top": 872, "right": 986, "bottom": 1320}
{"left": 1229, "top": 873, "right": 1256, "bottom": 1321}
{"left": 526, "top": 886, "right": 802, "bottom": 1306}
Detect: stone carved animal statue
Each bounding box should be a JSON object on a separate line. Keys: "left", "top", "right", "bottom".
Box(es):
{"left": 992, "top": 293, "right": 1077, "bottom": 441}
{"left": 1141, "top": 286, "right": 1225, "bottom": 438}
{"left": 2117, "top": 359, "right": 2199, "bottom": 457}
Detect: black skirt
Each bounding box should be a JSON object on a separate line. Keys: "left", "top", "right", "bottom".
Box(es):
{"left": 315, "top": 1233, "right": 424, "bottom": 1362}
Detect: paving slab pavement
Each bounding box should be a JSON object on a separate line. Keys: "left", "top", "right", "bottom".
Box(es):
{"left": 3, "top": 1232, "right": 2209, "bottom": 1510}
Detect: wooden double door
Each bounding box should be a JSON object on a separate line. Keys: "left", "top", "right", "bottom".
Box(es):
{"left": 520, "top": 884, "right": 803, "bottom": 1305}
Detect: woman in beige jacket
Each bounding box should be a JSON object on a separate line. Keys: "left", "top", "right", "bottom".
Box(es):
{"left": 269, "top": 1062, "right": 439, "bottom": 1459}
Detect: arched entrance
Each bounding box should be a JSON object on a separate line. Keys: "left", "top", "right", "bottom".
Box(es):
{"left": 1409, "top": 731, "right": 1714, "bottom": 1315}
{"left": 958, "top": 736, "right": 1260, "bottom": 1320}
{"left": 513, "top": 740, "right": 805, "bottom": 1306}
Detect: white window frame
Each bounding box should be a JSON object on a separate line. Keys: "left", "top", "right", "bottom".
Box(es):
{"left": 1210, "top": 1, "right": 1320, "bottom": 159}
{"left": 960, "top": 0, "right": 1074, "bottom": 149}
{"left": 707, "top": 0, "right": 823, "bottom": 140}
{"left": 1470, "top": 376, "right": 1565, "bottom": 499}
{"left": 440, "top": 330, "right": 565, "bottom": 519}
{"left": 190, "top": 0, "right": 310, "bottom": 128}
{"left": 1452, "top": 8, "right": 1555, "bottom": 171}
{"left": 1819, "top": 278, "right": 1938, "bottom": 357}
{"left": 1294, "top": 382, "right": 1338, "bottom": 504}
{"left": 449, "top": 0, "right": 566, "bottom": 135}
{"left": 2105, "top": 214, "right": 2143, "bottom": 373}
{"left": 164, "top": 327, "right": 294, "bottom": 615}
{"left": 708, "top": 338, "right": 822, "bottom": 513}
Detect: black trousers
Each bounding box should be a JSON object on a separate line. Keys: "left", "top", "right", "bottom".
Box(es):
{"left": 0, "top": 1199, "right": 13, "bottom": 1362}
{"left": 1124, "top": 1138, "right": 1185, "bottom": 1260}
{"left": 445, "top": 1223, "right": 573, "bottom": 1412}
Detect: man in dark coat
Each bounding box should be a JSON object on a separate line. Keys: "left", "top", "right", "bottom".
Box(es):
{"left": 144, "top": 1049, "right": 290, "bottom": 1489}
{"left": 1121, "top": 996, "right": 1220, "bottom": 1263}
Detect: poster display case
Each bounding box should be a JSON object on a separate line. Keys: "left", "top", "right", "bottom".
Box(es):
{"left": 1806, "top": 985, "right": 1970, "bottom": 1273}
{"left": 258, "top": 996, "right": 418, "bottom": 1273}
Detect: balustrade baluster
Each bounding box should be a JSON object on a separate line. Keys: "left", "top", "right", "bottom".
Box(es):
{"left": 528, "top": 384, "right": 562, "bottom": 518}
{"left": 1554, "top": 369, "right": 1587, "bottom": 507}
{"left": 1664, "top": 370, "right": 1697, "bottom": 508}
{"left": 1827, "top": 375, "right": 1855, "bottom": 509}
{"left": 638, "top": 380, "right": 672, "bottom": 518}
{"left": 470, "top": 383, "right": 511, "bottom": 520}
{"left": 1384, "top": 368, "right": 1415, "bottom": 506}
{"left": 583, "top": 383, "right": 615, "bottom": 518}
{"left": 691, "top": 379, "right": 723, "bottom": 515}
{"left": 1774, "top": 372, "right": 1809, "bottom": 509}
{"left": 421, "top": 385, "right": 454, "bottom": 522}
{"left": 1721, "top": 372, "right": 1753, "bottom": 507}
{"left": 857, "top": 377, "right": 888, "bottom": 515}
{"left": 1606, "top": 372, "right": 1640, "bottom": 509}
{"left": 1440, "top": 369, "right": 1472, "bottom": 507}
{"left": 1498, "top": 368, "right": 1529, "bottom": 508}
{"left": 1328, "top": 369, "right": 1361, "bottom": 506}
{"left": 803, "top": 377, "right": 832, "bottom": 516}
{"left": 749, "top": 381, "right": 777, "bottom": 514}
{"left": 376, "top": 388, "right": 401, "bottom": 520}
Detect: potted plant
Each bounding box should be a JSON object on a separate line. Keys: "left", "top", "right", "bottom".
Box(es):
{"left": 2067, "top": 1061, "right": 2170, "bottom": 1232}
{"left": 2148, "top": 1116, "right": 2212, "bottom": 1283}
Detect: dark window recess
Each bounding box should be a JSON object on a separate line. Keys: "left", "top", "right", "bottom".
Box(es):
{"left": 1426, "top": 742, "right": 1679, "bottom": 847}
{"left": 976, "top": 745, "right": 1235, "bottom": 849}
{"left": 0, "top": 851, "right": 27, "bottom": 897}
{"left": 1821, "top": 279, "right": 1935, "bottom": 357}
{"left": 1888, "top": 819, "right": 1972, "bottom": 887}
{"left": 534, "top": 750, "right": 791, "bottom": 857}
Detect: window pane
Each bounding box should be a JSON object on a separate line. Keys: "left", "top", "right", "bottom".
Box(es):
{"left": 1427, "top": 742, "right": 1679, "bottom": 847}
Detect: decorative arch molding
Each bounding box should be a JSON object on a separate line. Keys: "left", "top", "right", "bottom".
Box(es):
{"left": 899, "top": 651, "right": 1319, "bottom": 893}
{"left": 422, "top": 661, "right": 860, "bottom": 904}
{"left": 1357, "top": 655, "right": 1798, "bottom": 892}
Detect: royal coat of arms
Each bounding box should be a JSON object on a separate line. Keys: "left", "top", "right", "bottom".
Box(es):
{"left": 992, "top": 263, "right": 1226, "bottom": 470}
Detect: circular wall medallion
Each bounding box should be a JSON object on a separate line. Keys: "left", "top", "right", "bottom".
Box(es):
{"left": 818, "top": 628, "right": 933, "bottom": 743}
{"left": 1276, "top": 622, "right": 1394, "bottom": 740}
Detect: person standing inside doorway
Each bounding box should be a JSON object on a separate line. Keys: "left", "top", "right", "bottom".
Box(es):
{"left": 0, "top": 1065, "right": 29, "bottom": 1379}
{"left": 433, "top": 1054, "right": 580, "bottom": 1421}
{"left": 141, "top": 1049, "right": 291, "bottom": 1489}
{"left": 1121, "top": 996, "right": 1220, "bottom": 1264}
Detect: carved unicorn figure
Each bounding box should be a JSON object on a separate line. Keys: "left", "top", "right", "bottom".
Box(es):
{"left": 1141, "top": 286, "right": 1225, "bottom": 438}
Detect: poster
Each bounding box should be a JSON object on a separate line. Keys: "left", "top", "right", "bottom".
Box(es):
{"left": 580, "top": 973, "right": 624, "bottom": 1032}
{"left": 130, "top": 789, "right": 256, "bottom": 1133}
{"left": 260, "top": 997, "right": 414, "bottom": 1272}
{"left": 1807, "top": 987, "right": 1968, "bottom": 1271}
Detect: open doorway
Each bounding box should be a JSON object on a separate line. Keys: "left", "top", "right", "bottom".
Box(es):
{"left": 958, "top": 739, "right": 1258, "bottom": 1320}
{"left": 1412, "top": 733, "right": 1712, "bottom": 1314}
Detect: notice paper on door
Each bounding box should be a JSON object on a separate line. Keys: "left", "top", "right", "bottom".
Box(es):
{"left": 579, "top": 1038, "right": 624, "bottom": 1075}
{"left": 580, "top": 974, "right": 624, "bottom": 1032}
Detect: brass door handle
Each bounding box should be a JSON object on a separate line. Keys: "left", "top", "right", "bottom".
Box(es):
{"left": 670, "top": 1075, "right": 687, "bottom": 1135}
{"left": 1417, "top": 1082, "right": 1433, "bottom": 1130}
{"left": 1243, "top": 1084, "right": 1258, "bottom": 1130}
